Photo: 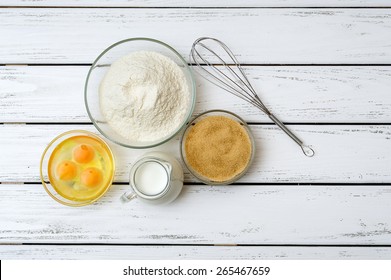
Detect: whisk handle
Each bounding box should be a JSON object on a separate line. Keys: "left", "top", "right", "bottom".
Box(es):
{"left": 268, "top": 114, "right": 315, "bottom": 157}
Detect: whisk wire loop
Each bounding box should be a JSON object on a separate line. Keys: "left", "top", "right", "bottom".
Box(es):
{"left": 191, "top": 39, "right": 271, "bottom": 115}
{"left": 192, "top": 42, "right": 263, "bottom": 109}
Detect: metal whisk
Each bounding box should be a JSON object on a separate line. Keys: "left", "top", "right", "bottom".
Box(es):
{"left": 190, "top": 37, "right": 315, "bottom": 157}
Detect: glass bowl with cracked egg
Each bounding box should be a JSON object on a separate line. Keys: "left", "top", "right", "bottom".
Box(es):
{"left": 40, "top": 130, "right": 115, "bottom": 207}
{"left": 85, "top": 38, "right": 196, "bottom": 148}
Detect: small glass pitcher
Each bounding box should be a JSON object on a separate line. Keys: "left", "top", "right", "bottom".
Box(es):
{"left": 121, "top": 152, "right": 184, "bottom": 205}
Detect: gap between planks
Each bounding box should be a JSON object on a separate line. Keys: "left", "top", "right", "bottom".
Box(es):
{"left": 3, "top": 64, "right": 391, "bottom": 66}
{"left": 2, "top": 122, "right": 391, "bottom": 125}
{"left": 13, "top": 243, "right": 391, "bottom": 247}
{"left": 1, "top": 6, "right": 391, "bottom": 9}
{"left": 7, "top": 182, "right": 391, "bottom": 186}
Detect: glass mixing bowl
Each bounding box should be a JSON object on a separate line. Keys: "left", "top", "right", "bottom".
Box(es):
{"left": 40, "top": 130, "right": 115, "bottom": 207}
{"left": 180, "top": 110, "right": 255, "bottom": 185}
{"left": 85, "top": 38, "right": 196, "bottom": 148}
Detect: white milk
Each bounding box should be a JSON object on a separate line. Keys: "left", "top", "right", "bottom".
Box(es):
{"left": 134, "top": 161, "right": 168, "bottom": 196}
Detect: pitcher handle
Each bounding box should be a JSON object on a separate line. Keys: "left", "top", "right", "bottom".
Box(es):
{"left": 121, "top": 191, "right": 137, "bottom": 203}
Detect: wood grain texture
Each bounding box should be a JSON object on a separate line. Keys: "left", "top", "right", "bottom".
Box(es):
{"left": 3, "top": 0, "right": 391, "bottom": 8}
{"left": 1, "top": 124, "right": 391, "bottom": 183}
{"left": 0, "top": 9, "right": 391, "bottom": 64}
{"left": 1, "top": 245, "right": 391, "bottom": 260}
{"left": 1, "top": 66, "right": 391, "bottom": 123}
{"left": 1, "top": 184, "right": 391, "bottom": 244}
{"left": 1, "top": 2, "right": 391, "bottom": 260}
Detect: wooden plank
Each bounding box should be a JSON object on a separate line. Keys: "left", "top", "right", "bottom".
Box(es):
{"left": 3, "top": 1, "right": 391, "bottom": 8}
{"left": 1, "top": 66, "right": 391, "bottom": 123}
{"left": 1, "top": 245, "right": 391, "bottom": 260}
{"left": 0, "top": 9, "right": 390, "bottom": 64}
{"left": 1, "top": 184, "right": 391, "bottom": 244}
{"left": 1, "top": 124, "right": 390, "bottom": 183}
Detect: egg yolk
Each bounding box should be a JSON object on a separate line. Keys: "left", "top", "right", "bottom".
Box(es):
{"left": 73, "top": 144, "right": 95, "bottom": 163}
{"left": 80, "top": 167, "right": 103, "bottom": 188}
{"left": 56, "top": 160, "right": 77, "bottom": 181}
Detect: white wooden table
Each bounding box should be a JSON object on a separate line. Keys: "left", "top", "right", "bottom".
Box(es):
{"left": 1, "top": 0, "right": 391, "bottom": 260}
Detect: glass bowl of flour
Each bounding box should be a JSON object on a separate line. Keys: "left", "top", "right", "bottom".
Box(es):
{"left": 85, "top": 38, "right": 196, "bottom": 148}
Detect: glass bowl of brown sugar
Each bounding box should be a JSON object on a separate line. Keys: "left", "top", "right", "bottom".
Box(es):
{"left": 180, "top": 110, "right": 255, "bottom": 185}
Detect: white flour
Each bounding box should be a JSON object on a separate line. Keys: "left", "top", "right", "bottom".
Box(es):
{"left": 99, "top": 51, "right": 191, "bottom": 143}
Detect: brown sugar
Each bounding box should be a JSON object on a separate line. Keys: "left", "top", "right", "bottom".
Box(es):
{"left": 184, "top": 115, "right": 252, "bottom": 182}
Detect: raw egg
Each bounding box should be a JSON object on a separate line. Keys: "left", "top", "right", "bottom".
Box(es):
{"left": 56, "top": 160, "right": 77, "bottom": 181}
{"left": 81, "top": 167, "right": 103, "bottom": 188}
{"left": 73, "top": 144, "right": 95, "bottom": 163}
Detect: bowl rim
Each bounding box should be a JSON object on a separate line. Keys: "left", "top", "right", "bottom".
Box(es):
{"left": 84, "top": 37, "right": 196, "bottom": 149}
{"left": 39, "top": 129, "right": 116, "bottom": 207}
{"left": 180, "top": 109, "right": 255, "bottom": 185}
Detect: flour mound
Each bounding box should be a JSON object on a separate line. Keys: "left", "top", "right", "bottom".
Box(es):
{"left": 99, "top": 51, "right": 191, "bottom": 143}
